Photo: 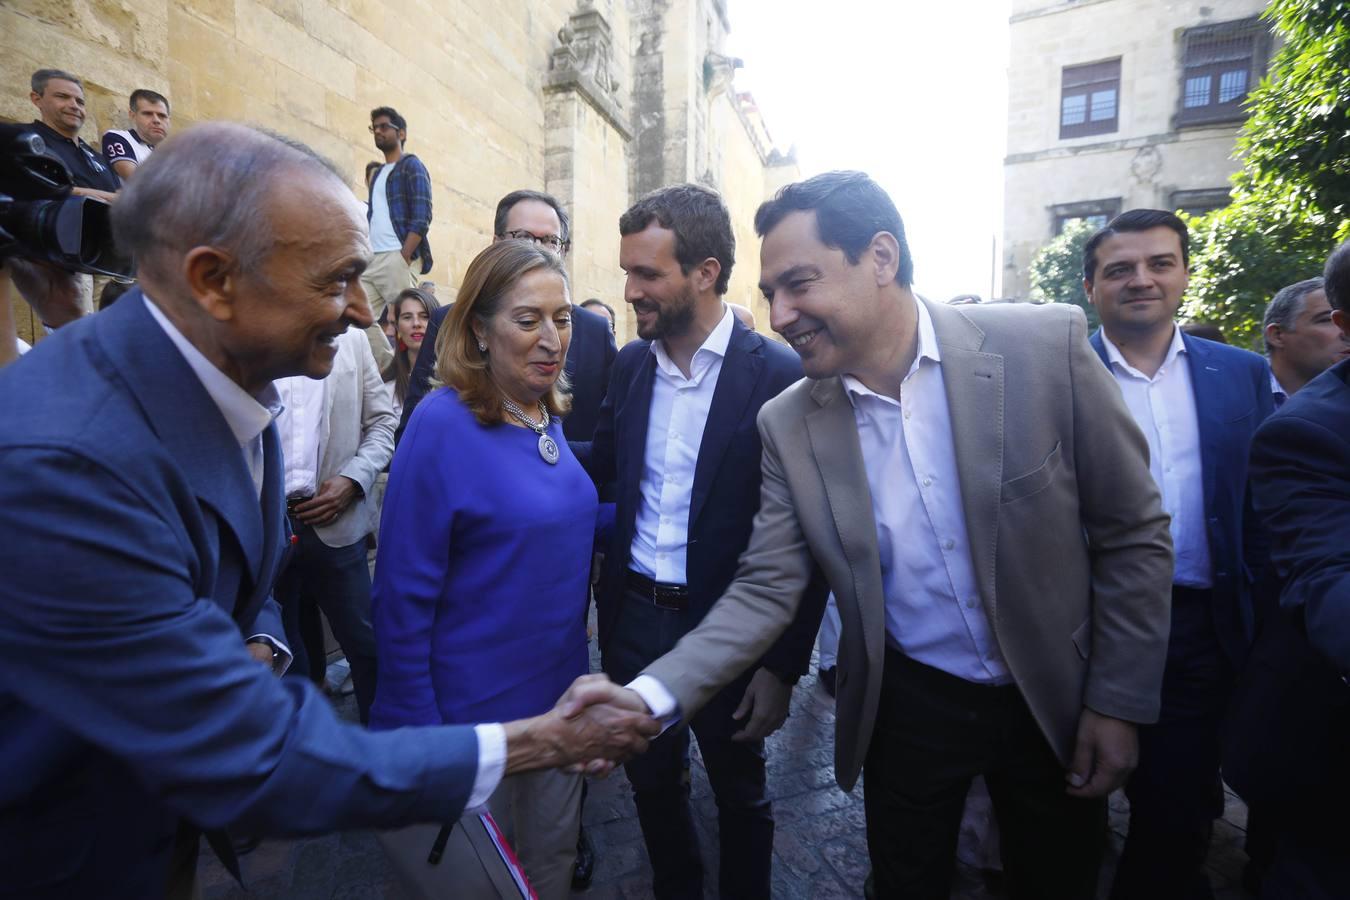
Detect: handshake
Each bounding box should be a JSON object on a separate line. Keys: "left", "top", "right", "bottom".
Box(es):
{"left": 501, "top": 674, "right": 662, "bottom": 777}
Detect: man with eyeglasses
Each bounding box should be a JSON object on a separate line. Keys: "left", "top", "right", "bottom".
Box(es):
{"left": 361, "top": 106, "right": 434, "bottom": 373}
{"left": 398, "top": 189, "right": 616, "bottom": 446}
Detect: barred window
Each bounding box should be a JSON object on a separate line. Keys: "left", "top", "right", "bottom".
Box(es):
{"left": 1060, "top": 58, "right": 1121, "bottom": 139}
{"left": 1177, "top": 17, "right": 1268, "bottom": 127}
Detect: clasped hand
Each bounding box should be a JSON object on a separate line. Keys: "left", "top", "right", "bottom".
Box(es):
{"left": 505, "top": 675, "right": 660, "bottom": 777}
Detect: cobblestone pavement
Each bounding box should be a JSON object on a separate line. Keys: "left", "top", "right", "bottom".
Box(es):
{"left": 202, "top": 645, "right": 1253, "bottom": 899}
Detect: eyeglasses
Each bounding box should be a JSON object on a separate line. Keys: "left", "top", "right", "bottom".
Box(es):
{"left": 502, "top": 230, "right": 569, "bottom": 253}
{"left": 368, "top": 123, "right": 398, "bottom": 133}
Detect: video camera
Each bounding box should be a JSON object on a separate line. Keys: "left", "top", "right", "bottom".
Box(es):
{"left": 0, "top": 122, "right": 132, "bottom": 277}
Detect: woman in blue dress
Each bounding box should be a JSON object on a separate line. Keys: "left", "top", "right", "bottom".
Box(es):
{"left": 371, "top": 239, "right": 596, "bottom": 899}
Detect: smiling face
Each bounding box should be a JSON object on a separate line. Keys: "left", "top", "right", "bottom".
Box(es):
{"left": 620, "top": 222, "right": 699, "bottom": 342}
{"left": 760, "top": 210, "right": 888, "bottom": 380}
{"left": 32, "top": 78, "right": 86, "bottom": 138}
{"left": 396, "top": 296, "right": 431, "bottom": 354}
{"left": 225, "top": 172, "right": 374, "bottom": 382}
{"left": 1085, "top": 227, "right": 1189, "bottom": 338}
{"left": 474, "top": 269, "right": 572, "bottom": 407}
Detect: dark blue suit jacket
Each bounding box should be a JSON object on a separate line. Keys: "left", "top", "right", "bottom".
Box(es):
{"left": 1226, "top": 359, "right": 1350, "bottom": 816}
{"left": 0, "top": 294, "right": 479, "bottom": 899}
{"left": 398, "top": 301, "right": 617, "bottom": 443}
{"left": 1090, "top": 329, "right": 1274, "bottom": 660}
{"left": 577, "top": 319, "right": 828, "bottom": 683}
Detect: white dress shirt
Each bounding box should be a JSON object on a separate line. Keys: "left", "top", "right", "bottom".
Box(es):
{"left": 844, "top": 300, "right": 1009, "bottom": 684}
{"left": 629, "top": 305, "right": 735, "bottom": 584}
{"left": 1100, "top": 327, "right": 1212, "bottom": 588}
{"left": 274, "top": 375, "right": 328, "bottom": 497}
{"left": 142, "top": 295, "right": 292, "bottom": 670}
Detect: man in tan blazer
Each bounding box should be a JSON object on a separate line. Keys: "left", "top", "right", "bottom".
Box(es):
{"left": 606, "top": 172, "right": 1174, "bottom": 898}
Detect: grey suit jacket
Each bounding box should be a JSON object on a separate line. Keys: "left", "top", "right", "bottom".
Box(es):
{"left": 642, "top": 298, "right": 1174, "bottom": 790}
{"left": 310, "top": 328, "right": 396, "bottom": 548}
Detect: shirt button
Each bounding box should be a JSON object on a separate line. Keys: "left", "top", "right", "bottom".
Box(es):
{"left": 922, "top": 477, "right": 933, "bottom": 487}
{"left": 943, "top": 539, "right": 955, "bottom": 550}
{"left": 966, "top": 597, "right": 979, "bottom": 609}
{"left": 904, "top": 410, "right": 912, "bottom": 420}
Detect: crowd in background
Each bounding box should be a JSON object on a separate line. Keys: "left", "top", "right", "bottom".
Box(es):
{"left": 1, "top": 64, "right": 1348, "bottom": 900}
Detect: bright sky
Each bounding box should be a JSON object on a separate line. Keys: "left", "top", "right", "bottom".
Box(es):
{"left": 726, "top": 0, "right": 1012, "bottom": 302}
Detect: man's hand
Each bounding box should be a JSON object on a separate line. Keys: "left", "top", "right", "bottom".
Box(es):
{"left": 70, "top": 186, "right": 118, "bottom": 204}
{"left": 6, "top": 258, "right": 86, "bottom": 328}
{"left": 1066, "top": 708, "right": 1138, "bottom": 798}
{"left": 503, "top": 675, "right": 659, "bottom": 776}
{"left": 731, "top": 667, "right": 792, "bottom": 742}
{"left": 293, "top": 476, "right": 360, "bottom": 526}
{"left": 245, "top": 640, "right": 275, "bottom": 668}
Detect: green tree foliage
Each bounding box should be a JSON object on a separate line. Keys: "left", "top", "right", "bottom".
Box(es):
{"left": 1181, "top": 0, "right": 1350, "bottom": 350}
{"left": 1027, "top": 220, "right": 1099, "bottom": 329}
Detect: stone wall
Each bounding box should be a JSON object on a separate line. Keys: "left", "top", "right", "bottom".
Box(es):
{"left": 3, "top": 0, "right": 791, "bottom": 347}
{"left": 1002, "top": 0, "right": 1268, "bottom": 297}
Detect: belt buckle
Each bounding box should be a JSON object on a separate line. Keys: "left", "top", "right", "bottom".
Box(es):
{"left": 652, "top": 584, "right": 684, "bottom": 611}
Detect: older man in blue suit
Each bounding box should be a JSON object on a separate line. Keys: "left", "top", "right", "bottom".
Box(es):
{"left": 1082, "top": 209, "right": 1275, "bottom": 899}
{"left": 0, "top": 123, "right": 654, "bottom": 900}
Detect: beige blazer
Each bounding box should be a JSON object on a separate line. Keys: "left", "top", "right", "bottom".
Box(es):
{"left": 642, "top": 298, "right": 1174, "bottom": 790}
{"left": 310, "top": 328, "right": 396, "bottom": 548}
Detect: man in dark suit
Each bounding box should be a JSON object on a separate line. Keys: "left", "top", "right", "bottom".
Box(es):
{"left": 1233, "top": 240, "right": 1350, "bottom": 900}
{"left": 398, "top": 189, "right": 617, "bottom": 442}
{"left": 576, "top": 184, "right": 827, "bottom": 899}
{"left": 1081, "top": 209, "right": 1275, "bottom": 899}
{"left": 0, "top": 123, "right": 654, "bottom": 899}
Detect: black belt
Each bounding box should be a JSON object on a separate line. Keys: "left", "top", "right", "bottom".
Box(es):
{"left": 625, "top": 569, "right": 689, "bottom": 611}
{"left": 285, "top": 494, "right": 313, "bottom": 516}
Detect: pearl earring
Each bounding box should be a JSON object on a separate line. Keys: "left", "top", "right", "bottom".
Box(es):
{"left": 477, "top": 341, "right": 487, "bottom": 352}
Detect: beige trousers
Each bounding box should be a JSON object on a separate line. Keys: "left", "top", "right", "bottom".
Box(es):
{"left": 487, "top": 769, "right": 583, "bottom": 900}
{"left": 378, "top": 770, "right": 581, "bottom": 900}
{"left": 359, "top": 249, "right": 417, "bottom": 373}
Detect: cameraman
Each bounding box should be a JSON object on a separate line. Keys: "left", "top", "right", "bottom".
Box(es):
{"left": 26, "top": 69, "right": 121, "bottom": 316}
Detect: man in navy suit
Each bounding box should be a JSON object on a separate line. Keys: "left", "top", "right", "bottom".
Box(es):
{"left": 577, "top": 184, "right": 828, "bottom": 899}
{"left": 398, "top": 189, "right": 617, "bottom": 443}
{"left": 0, "top": 123, "right": 654, "bottom": 899}
{"left": 1082, "top": 209, "right": 1275, "bottom": 899}
{"left": 1234, "top": 240, "right": 1350, "bottom": 899}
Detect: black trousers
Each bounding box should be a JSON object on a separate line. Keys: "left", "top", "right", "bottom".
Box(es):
{"left": 1112, "top": 587, "right": 1233, "bottom": 900}
{"left": 603, "top": 586, "right": 774, "bottom": 900}
{"left": 275, "top": 519, "right": 378, "bottom": 724}
{"left": 864, "top": 649, "right": 1106, "bottom": 900}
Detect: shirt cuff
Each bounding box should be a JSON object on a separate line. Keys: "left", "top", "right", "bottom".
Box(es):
{"left": 627, "top": 675, "right": 681, "bottom": 734}
{"left": 246, "top": 634, "right": 293, "bottom": 676}
{"left": 468, "top": 723, "right": 507, "bottom": 809}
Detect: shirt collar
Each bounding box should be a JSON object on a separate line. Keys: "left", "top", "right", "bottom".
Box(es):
{"left": 127, "top": 128, "right": 150, "bottom": 147}
{"left": 843, "top": 298, "right": 941, "bottom": 407}
{"left": 1099, "top": 324, "right": 1187, "bottom": 380}
{"left": 650, "top": 303, "right": 735, "bottom": 379}
{"left": 143, "top": 294, "right": 280, "bottom": 449}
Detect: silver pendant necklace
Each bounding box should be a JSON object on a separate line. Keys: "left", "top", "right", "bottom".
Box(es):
{"left": 501, "top": 396, "right": 560, "bottom": 465}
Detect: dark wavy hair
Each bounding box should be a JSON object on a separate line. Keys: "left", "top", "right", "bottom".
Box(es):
{"left": 754, "top": 171, "right": 914, "bottom": 286}
{"left": 385, "top": 287, "right": 439, "bottom": 406}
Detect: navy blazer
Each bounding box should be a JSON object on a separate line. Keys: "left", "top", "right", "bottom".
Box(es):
{"left": 577, "top": 319, "right": 828, "bottom": 681}
{"left": 1090, "top": 329, "right": 1274, "bottom": 660}
{"left": 0, "top": 294, "right": 479, "bottom": 899}
{"left": 398, "top": 301, "right": 617, "bottom": 443}
{"left": 1226, "top": 359, "right": 1350, "bottom": 814}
